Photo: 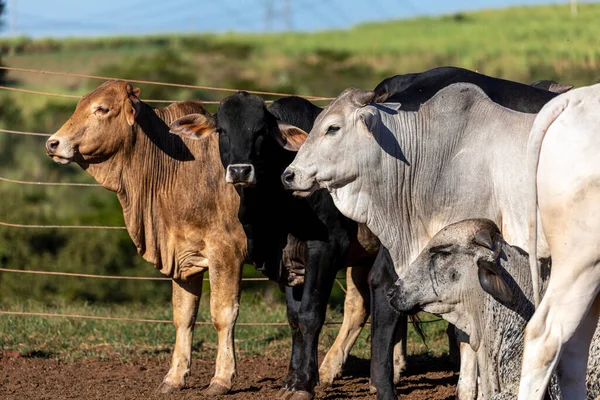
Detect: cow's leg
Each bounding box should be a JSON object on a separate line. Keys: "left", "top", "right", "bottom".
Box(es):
{"left": 456, "top": 335, "right": 478, "bottom": 400}
{"left": 279, "top": 285, "right": 304, "bottom": 395}
{"left": 555, "top": 293, "right": 600, "bottom": 396}
{"left": 369, "top": 246, "right": 401, "bottom": 400}
{"left": 158, "top": 276, "right": 203, "bottom": 393}
{"left": 392, "top": 319, "right": 407, "bottom": 384}
{"left": 205, "top": 257, "right": 243, "bottom": 395}
{"left": 518, "top": 263, "right": 600, "bottom": 400}
{"left": 285, "top": 241, "right": 338, "bottom": 400}
{"left": 319, "top": 265, "right": 370, "bottom": 387}
{"left": 447, "top": 323, "right": 461, "bottom": 368}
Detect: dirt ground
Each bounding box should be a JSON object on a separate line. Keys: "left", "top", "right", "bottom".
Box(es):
{"left": 0, "top": 353, "right": 457, "bottom": 400}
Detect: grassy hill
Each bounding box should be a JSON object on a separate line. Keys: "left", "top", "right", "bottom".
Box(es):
{"left": 1, "top": 2, "right": 599, "bottom": 112}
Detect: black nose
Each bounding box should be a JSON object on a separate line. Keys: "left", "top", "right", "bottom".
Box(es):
{"left": 228, "top": 165, "right": 253, "bottom": 182}
{"left": 46, "top": 139, "right": 59, "bottom": 154}
{"left": 282, "top": 169, "right": 295, "bottom": 184}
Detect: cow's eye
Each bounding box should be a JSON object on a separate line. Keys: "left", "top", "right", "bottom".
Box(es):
{"left": 95, "top": 106, "right": 109, "bottom": 115}
{"left": 448, "top": 269, "right": 459, "bottom": 281}
{"left": 326, "top": 126, "right": 340, "bottom": 135}
{"left": 432, "top": 250, "right": 451, "bottom": 259}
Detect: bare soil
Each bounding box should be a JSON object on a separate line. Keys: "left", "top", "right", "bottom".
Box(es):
{"left": 0, "top": 353, "right": 457, "bottom": 399}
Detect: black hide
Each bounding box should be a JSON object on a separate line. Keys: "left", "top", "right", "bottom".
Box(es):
{"left": 215, "top": 92, "right": 371, "bottom": 396}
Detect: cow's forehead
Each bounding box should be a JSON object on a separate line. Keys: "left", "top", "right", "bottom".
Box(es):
{"left": 217, "top": 92, "right": 266, "bottom": 128}
{"left": 318, "top": 88, "right": 373, "bottom": 120}
{"left": 79, "top": 80, "right": 128, "bottom": 106}
{"left": 427, "top": 219, "right": 500, "bottom": 249}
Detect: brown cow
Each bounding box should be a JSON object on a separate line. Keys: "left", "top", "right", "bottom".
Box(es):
{"left": 45, "top": 80, "right": 247, "bottom": 395}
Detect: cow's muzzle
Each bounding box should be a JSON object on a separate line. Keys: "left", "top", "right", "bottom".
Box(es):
{"left": 387, "top": 281, "right": 418, "bottom": 314}
{"left": 45, "top": 135, "right": 74, "bottom": 165}
{"left": 281, "top": 166, "right": 319, "bottom": 197}
{"left": 226, "top": 163, "right": 256, "bottom": 187}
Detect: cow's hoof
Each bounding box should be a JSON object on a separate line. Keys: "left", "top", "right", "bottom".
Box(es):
{"left": 289, "top": 390, "right": 313, "bottom": 400}
{"left": 156, "top": 381, "right": 181, "bottom": 394}
{"left": 276, "top": 388, "right": 292, "bottom": 399}
{"left": 317, "top": 381, "right": 332, "bottom": 390}
{"left": 204, "top": 382, "right": 230, "bottom": 396}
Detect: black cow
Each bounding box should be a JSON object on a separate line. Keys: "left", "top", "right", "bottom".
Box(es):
{"left": 373, "top": 66, "right": 569, "bottom": 109}
{"left": 368, "top": 67, "right": 562, "bottom": 399}
{"left": 169, "top": 93, "right": 379, "bottom": 399}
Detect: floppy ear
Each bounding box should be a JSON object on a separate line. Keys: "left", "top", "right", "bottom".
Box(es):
{"left": 271, "top": 122, "right": 308, "bottom": 152}
{"left": 359, "top": 107, "right": 379, "bottom": 135}
{"left": 125, "top": 84, "right": 142, "bottom": 126}
{"left": 169, "top": 113, "right": 216, "bottom": 139}
{"left": 548, "top": 83, "right": 574, "bottom": 94}
{"left": 477, "top": 260, "right": 513, "bottom": 304}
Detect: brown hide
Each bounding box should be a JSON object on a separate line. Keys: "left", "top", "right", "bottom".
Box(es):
{"left": 51, "top": 81, "right": 246, "bottom": 280}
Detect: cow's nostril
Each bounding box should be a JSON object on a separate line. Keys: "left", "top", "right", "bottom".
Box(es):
{"left": 282, "top": 170, "right": 295, "bottom": 184}
{"left": 239, "top": 165, "right": 251, "bottom": 176}
{"left": 46, "top": 139, "right": 59, "bottom": 154}
{"left": 386, "top": 288, "right": 397, "bottom": 299}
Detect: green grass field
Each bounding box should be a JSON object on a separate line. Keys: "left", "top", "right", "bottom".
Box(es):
{"left": 0, "top": 296, "right": 448, "bottom": 361}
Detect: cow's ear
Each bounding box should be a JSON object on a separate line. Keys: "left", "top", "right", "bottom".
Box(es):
{"left": 272, "top": 122, "right": 308, "bottom": 152}
{"left": 360, "top": 108, "right": 379, "bottom": 135}
{"left": 125, "top": 84, "right": 142, "bottom": 126}
{"left": 169, "top": 113, "right": 216, "bottom": 139}
{"left": 126, "top": 83, "right": 141, "bottom": 99}
{"left": 477, "top": 260, "right": 513, "bottom": 304}
{"left": 548, "top": 83, "right": 574, "bottom": 94}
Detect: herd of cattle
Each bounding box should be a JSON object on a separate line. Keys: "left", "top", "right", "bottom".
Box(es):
{"left": 43, "top": 66, "right": 600, "bottom": 399}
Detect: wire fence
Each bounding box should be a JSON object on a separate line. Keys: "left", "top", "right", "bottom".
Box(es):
{"left": 0, "top": 66, "right": 335, "bottom": 101}
{"left": 0, "top": 67, "right": 444, "bottom": 330}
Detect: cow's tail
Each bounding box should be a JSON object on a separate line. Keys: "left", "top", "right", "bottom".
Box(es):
{"left": 527, "top": 98, "right": 569, "bottom": 308}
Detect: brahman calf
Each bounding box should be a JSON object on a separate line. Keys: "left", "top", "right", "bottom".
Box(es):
{"left": 521, "top": 82, "right": 600, "bottom": 399}
{"left": 389, "top": 218, "right": 600, "bottom": 399}
{"left": 46, "top": 81, "right": 247, "bottom": 395}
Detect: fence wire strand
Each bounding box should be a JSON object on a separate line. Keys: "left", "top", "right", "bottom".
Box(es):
{"left": 0, "top": 127, "right": 51, "bottom": 137}
{"left": 0, "top": 310, "right": 443, "bottom": 326}
{"left": 0, "top": 66, "right": 334, "bottom": 100}
{"left": 0, "top": 220, "right": 127, "bottom": 230}
{"left": 0, "top": 267, "right": 271, "bottom": 281}
{"left": 0, "top": 175, "right": 102, "bottom": 187}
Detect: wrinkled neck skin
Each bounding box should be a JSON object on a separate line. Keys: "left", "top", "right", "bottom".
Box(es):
{"left": 85, "top": 104, "right": 239, "bottom": 279}
{"left": 331, "top": 101, "right": 539, "bottom": 272}
{"left": 331, "top": 106, "right": 467, "bottom": 270}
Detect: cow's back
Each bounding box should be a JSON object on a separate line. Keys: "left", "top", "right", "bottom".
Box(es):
{"left": 382, "top": 66, "right": 556, "bottom": 113}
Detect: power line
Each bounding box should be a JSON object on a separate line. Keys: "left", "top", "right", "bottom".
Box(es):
{"left": 293, "top": 0, "right": 340, "bottom": 29}
{"left": 322, "top": 0, "right": 353, "bottom": 25}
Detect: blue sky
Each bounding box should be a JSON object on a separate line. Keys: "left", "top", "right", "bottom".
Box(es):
{"left": 0, "top": 0, "right": 591, "bottom": 38}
